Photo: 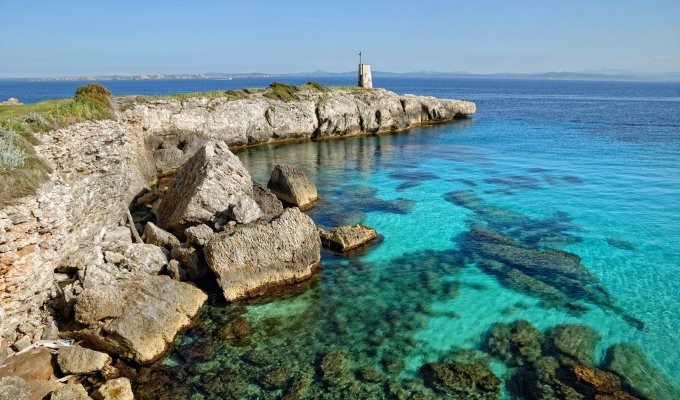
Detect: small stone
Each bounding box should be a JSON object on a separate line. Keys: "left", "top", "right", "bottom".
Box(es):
{"left": 184, "top": 224, "right": 214, "bottom": 247}
{"left": 92, "top": 378, "right": 134, "bottom": 400}
{"left": 57, "top": 346, "right": 112, "bottom": 375}
{"left": 319, "top": 224, "right": 378, "bottom": 252}
{"left": 166, "top": 260, "right": 185, "bottom": 281}
{"left": 142, "top": 222, "right": 180, "bottom": 249}
{"left": 51, "top": 383, "right": 91, "bottom": 400}
{"left": 12, "top": 335, "right": 31, "bottom": 352}
{"left": 0, "top": 376, "right": 31, "bottom": 400}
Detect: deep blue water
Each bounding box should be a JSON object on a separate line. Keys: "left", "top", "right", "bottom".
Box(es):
{"left": 6, "top": 77, "right": 679, "bottom": 398}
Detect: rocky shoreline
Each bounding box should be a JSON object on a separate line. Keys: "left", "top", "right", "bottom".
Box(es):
{"left": 0, "top": 86, "right": 474, "bottom": 398}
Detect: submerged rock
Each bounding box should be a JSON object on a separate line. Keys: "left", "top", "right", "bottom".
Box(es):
{"left": 156, "top": 141, "right": 261, "bottom": 235}
{"left": 569, "top": 365, "right": 638, "bottom": 400}
{"left": 544, "top": 324, "right": 601, "bottom": 367}
{"left": 606, "top": 237, "right": 636, "bottom": 252}
{"left": 320, "top": 350, "right": 353, "bottom": 388}
{"left": 57, "top": 346, "right": 111, "bottom": 375}
{"left": 73, "top": 268, "right": 207, "bottom": 364}
{"left": 420, "top": 362, "right": 501, "bottom": 400}
{"left": 605, "top": 343, "right": 680, "bottom": 400}
{"left": 486, "top": 320, "right": 542, "bottom": 366}
{"left": 267, "top": 164, "right": 318, "bottom": 209}
{"left": 318, "top": 224, "right": 378, "bottom": 252}
{"left": 204, "top": 207, "right": 321, "bottom": 300}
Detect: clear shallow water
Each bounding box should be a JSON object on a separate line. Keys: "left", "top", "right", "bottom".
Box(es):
{"left": 66, "top": 78, "right": 676, "bottom": 398}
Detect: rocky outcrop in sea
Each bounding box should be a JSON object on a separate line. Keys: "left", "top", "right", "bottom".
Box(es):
{"left": 0, "top": 86, "right": 475, "bottom": 398}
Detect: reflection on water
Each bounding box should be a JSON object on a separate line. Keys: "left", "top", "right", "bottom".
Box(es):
{"left": 131, "top": 113, "right": 680, "bottom": 399}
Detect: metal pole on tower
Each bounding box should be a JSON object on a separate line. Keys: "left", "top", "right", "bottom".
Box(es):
{"left": 359, "top": 51, "right": 362, "bottom": 65}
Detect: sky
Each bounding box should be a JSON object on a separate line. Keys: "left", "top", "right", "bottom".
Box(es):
{"left": 1, "top": 0, "right": 679, "bottom": 78}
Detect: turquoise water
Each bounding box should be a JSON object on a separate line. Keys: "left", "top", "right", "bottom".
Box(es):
{"left": 130, "top": 80, "right": 680, "bottom": 399}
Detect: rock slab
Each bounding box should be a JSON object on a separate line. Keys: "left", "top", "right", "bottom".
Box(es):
{"left": 204, "top": 207, "right": 321, "bottom": 301}
{"left": 267, "top": 164, "right": 318, "bottom": 209}
{"left": 319, "top": 224, "right": 378, "bottom": 252}
{"left": 57, "top": 346, "right": 112, "bottom": 375}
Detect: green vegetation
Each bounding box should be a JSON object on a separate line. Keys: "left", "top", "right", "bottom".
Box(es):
{"left": 0, "top": 83, "right": 113, "bottom": 206}
{"left": 146, "top": 81, "right": 332, "bottom": 103}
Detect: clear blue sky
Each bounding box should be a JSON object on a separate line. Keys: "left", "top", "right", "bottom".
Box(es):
{"left": 1, "top": 0, "right": 679, "bottom": 77}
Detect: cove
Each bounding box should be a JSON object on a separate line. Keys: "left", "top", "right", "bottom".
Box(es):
{"left": 129, "top": 101, "right": 680, "bottom": 399}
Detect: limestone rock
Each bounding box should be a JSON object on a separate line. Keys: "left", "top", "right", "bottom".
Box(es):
{"left": 156, "top": 141, "right": 261, "bottom": 235}
{"left": 12, "top": 335, "right": 31, "bottom": 351}
{"left": 170, "top": 243, "right": 206, "bottom": 279}
{"left": 251, "top": 181, "right": 284, "bottom": 221}
{"left": 57, "top": 245, "right": 104, "bottom": 274}
{"left": 101, "top": 243, "right": 168, "bottom": 275}
{"left": 0, "top": 376, "right": 31, "bottom": 400}
{"left": 267, "top": 164, "right": 318, "bottom": 209}
{"left": 184, "top": 224, "right": 214, "bottom": 247}
{"left": 51, "top": 383, "right": 91, "bottom": 400}
{"left": 0, "top": 97, "right": 21, "bottom": 106}
{"left": 92, "top": 378, "right": 134, "bottom": 400}
{"left": 319, "top": 224, "right": 378, "bottom": 252}
{"left": 57, "top": 346, "right": 112, "bottom": 375}
{"left": 204, "top": 207, "right": 321, "bottom": 301}
{"left": 142, "top": 222, "right": 180, "bottom": 249}
{"left": 73, "top": 270, "right": 207, "bottom": 364}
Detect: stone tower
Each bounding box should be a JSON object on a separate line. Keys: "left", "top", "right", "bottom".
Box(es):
{"left": 358, "top": 52, "right": 372, "bottom": 88}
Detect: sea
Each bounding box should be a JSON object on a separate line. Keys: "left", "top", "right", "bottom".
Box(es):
{"left": 3, "top": 77, "right": 679, "bottom": 399}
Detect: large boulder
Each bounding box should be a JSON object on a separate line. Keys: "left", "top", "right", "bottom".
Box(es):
{"left": 318, "top": 224, "right": 378, "bottom": 252}
{"left": 156, "top": 141, "right": 261, "bottom": 236}
{"left": 73, "top": 266, "right": 207, "bottom": 364}
{"left": 267, "top": 164, "right": 318, "bottom": 209}
{"left": 204, "top": 207, "right": 321, "bottom": 301}
{"left": 57, "top": 346, "right": 111, "bottom": 375}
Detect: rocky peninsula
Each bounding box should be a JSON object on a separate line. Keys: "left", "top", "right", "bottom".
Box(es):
{"left": 0, "top": 83, "right": 475, "bottom": 397}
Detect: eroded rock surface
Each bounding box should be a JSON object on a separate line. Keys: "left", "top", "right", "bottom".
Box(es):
{"left": 318, "top": 224, "right": 378, "bottom": 252}
{"left": 204, "top": 207, "right": 321, "bottom": 301}
{"left": 267, "top": 164, "right": 318, "bottom": 209}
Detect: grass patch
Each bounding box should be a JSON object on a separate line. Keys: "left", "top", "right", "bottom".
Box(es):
{"left": 0, "top": 83, "right": 113, "bottom": 207}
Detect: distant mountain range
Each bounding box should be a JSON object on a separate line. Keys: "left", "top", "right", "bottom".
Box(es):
{"left": 9, "top": 70, "right": 680, "bottom": 82}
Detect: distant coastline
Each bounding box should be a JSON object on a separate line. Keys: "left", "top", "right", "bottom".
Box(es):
{"left": 4, "top": 70, "right": 680, "bottom": 83}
